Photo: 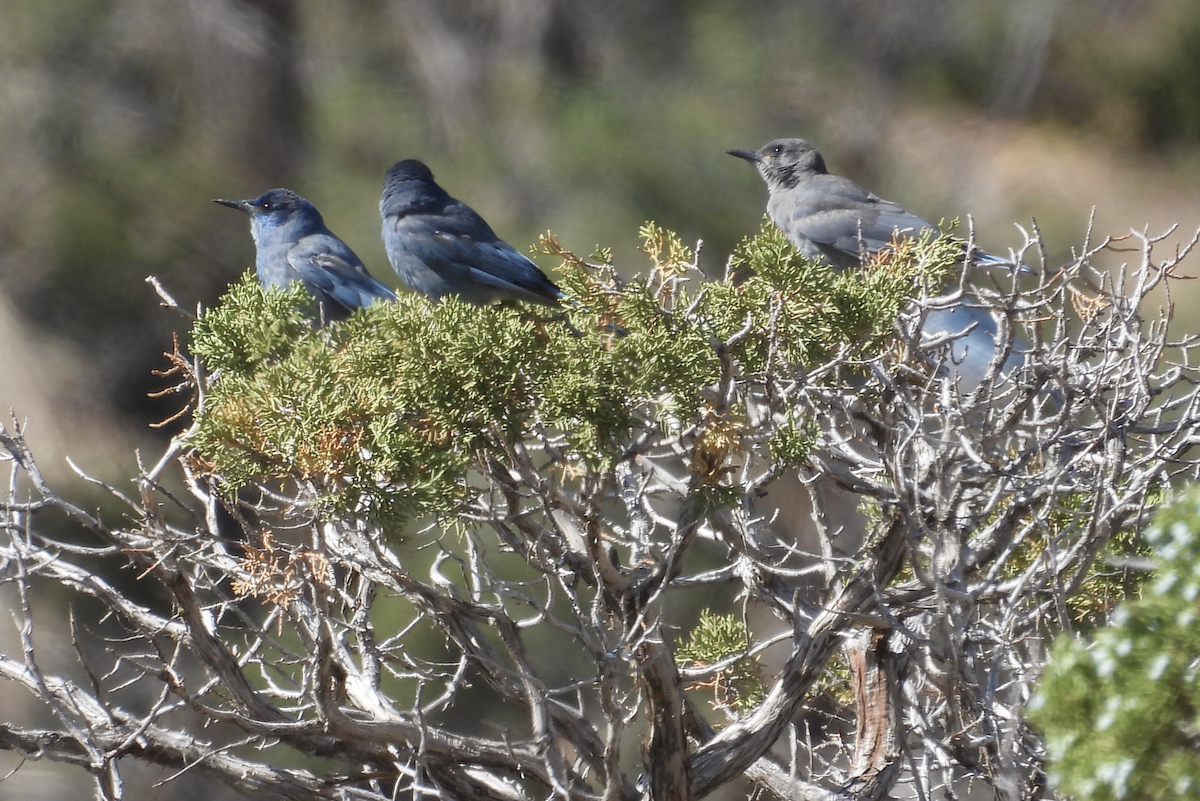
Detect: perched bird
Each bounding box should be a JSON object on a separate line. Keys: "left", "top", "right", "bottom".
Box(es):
{"left": 726, "top": 138, "right": 1021, "bottom": 272}
{"left": 728, "top": 137, "right": 1023, "bottom": 387}
{"left": 379, "top": 159, "right": 563, "bottom": 306}
{"left": 215, "top": 189, "right": 396, "bottom": 322}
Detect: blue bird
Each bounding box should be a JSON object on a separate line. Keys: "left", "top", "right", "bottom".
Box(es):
{"left": 379, "top": 159, "right": 563, "bottom": 306}
{"left": 728, "top": 137, "right": 1024, "bottom": 387}
{"left": 215, "top": 189, "right": 396, "bottom": 322}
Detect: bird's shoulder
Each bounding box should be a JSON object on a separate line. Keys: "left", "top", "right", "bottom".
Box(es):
{"left": 289, "top": 233, "right": 364, "bottom": 270}
{"left": 287, "top": 237, "right": 381, "bottom": 296}
{"left": 402, "top": 227, "right": 536, "bottom": 282}
{"left": 792, "top": 172, "right": 886, "bottom": 210}
{"left": 388, "top": 198, "right": 503, "bottom": 244}
{"left": 396, "top": 218, "right": 548, "bottom": 283}
{"left": 782, "top": 174, "right": 932, "bottom": 234}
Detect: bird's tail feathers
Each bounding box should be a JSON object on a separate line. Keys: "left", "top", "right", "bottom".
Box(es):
{"left": 970, "top": 250, "right": 1035, "bottom": 276}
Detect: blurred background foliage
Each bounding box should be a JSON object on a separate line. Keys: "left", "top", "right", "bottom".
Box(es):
{"left": 1031, "top": 489, "right": 1200, "bottom": 801}
{"left": 2, "top": 0, "right": 1200, "bottom": 475}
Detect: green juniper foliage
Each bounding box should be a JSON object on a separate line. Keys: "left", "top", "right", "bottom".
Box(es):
{"left": 1031, "top": 489, "right": 1200, "bottom": 801}
{"left": 187, "top": 221, "right": 961, "bottom": 526}
{"left": 677, "top": 609, "right": 766, "bottom": 714}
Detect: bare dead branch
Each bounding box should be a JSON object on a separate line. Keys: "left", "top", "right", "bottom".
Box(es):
{"left": 0, "top": 226, "right": 1197, "bottom": 800}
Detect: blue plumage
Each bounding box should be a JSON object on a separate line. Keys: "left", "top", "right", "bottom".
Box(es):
{"left": 379, "top": 160, "right": 562, "bottom": 306}
{"left": 215, "top": 189, "right": 396, "bottom": 322}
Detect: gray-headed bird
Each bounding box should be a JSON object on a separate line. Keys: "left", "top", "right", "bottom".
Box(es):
{"left": 727, "top": 137, "right": 1022, "bottom": 272}
{"left": 728, "top": 137, "right": 1025, "bottom": 388}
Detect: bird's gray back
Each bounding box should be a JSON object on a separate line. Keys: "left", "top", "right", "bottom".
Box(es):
{"left": 769, "top": 172, "right": 937, "bottom": 269}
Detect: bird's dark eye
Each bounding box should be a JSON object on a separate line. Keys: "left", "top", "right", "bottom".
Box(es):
{"left": 771, "top": 144, "right": 784, "bottom": 155}
{"left": 261, "top": 203, "right": 274, "bottom": 211}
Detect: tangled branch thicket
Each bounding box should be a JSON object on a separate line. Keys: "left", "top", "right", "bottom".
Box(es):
{"left": 1, "top": 221, "right": 1198, "bottom": 801}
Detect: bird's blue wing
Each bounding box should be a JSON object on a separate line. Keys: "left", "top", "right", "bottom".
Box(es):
{"left": 288, "top": 237, "right": 396, "bottom": 312}
{"left": 385, "top": 209, "right": 561, "bottom": 305}
{"left": 431, "top": 233, "right": 563, "bottom": 304}
{"left": 922, "top": 304, "right": 1024, "bottom": 391}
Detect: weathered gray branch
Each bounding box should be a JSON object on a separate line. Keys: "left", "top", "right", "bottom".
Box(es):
{"left": 1, "top": 226, "right": 1197, "bottom": 800}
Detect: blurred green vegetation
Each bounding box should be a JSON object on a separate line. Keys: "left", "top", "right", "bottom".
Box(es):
{"left": 1031, "top": 489, "right": 1200, "bottom": 801}
{"left": 4, "top": 1, "right": 1200, "bottom": 464}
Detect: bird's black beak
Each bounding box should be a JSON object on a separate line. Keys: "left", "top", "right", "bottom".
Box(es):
{"left": 213, "top": 198, "right": 254, "bottom": 214}
{"left": 726, "top": 149, "right": 761, "bottom": 164}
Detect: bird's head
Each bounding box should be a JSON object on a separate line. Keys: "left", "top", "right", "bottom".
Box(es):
{"left": 727, "top": 138, "right": 828, "bottom": 189}
{"left": 380, "top": 159, "right": 443, "bottom": 216}
{"left": 214, "top": 189, "right": 322, "bottom": 233}
{"left": 384, "top": 159, "right": 435, "bottom": 185}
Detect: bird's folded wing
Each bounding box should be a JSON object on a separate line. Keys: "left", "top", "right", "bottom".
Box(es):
{"left": 289, "top": 242, "right": 397, "bottom": 307}
{"left": 429, "top": 233, "right": 562, "bottom": 299}
{"left": 792, "top": 203, "right": 936, "bottom": 256}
